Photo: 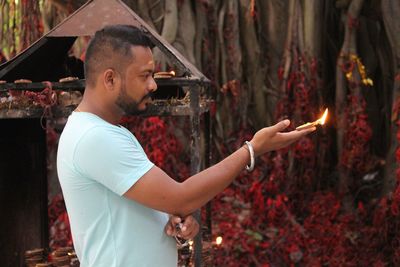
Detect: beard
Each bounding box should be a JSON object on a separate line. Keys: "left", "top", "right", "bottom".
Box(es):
{"left": 115, "top": 84, "right": 152, "bottom": 116}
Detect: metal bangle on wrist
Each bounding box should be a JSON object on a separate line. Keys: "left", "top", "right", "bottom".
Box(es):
{"left": 244, "top": 141, "right": 255, "bottom": 172}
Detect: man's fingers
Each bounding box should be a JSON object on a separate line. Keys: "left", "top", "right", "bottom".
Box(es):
{"left": 172, "top": 216, "right": 181, "bottom": 224}
{"left": 165, "top": 224, "right": 174, "bottom": 236}
{"left": 180, "top": 224, "right": 198, "bottom": 239}
{"left": 166, "top": 227, "right": 172, "bottom": 235}
{"left": 180, "top": 217, "right": 192, "bottom": 233}
{"left": 180, "top": 229, "right": 193, "bottom": 239}
{"left": 179, "top": 215, "right": 199, "bottom": 239}
{"left": 303, "top": 127, "right": 317, "bottom": 134}
{"left": 268, "top": 119, "right": 291, "bottom": 134}
{"left": 279, "top": 127, "right": 316, "bottom": 144}
{"left": 165, "top": 216, "right": 182, "bottom": 236}
{"left": 289, "top": 126, "right": 316, "bottom": 138}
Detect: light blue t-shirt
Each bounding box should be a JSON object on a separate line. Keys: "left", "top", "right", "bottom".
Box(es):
{"left": 57, "top": 112, "right": 177, "bottom": 267}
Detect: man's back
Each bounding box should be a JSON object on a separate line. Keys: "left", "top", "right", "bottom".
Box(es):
{"left": 57, "top": 112, "right": 177, "bottom": 267}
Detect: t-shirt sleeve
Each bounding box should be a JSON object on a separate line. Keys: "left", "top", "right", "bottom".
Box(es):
{"left": 73, "top": 126, "right": 154, "bottom": 196}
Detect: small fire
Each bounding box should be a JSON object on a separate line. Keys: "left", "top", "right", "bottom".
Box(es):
{"left": 296, "top": 108, "right": 329, "bottom": 131}
{"left": 317, "top": 108, "right": 328, "bottom": 125}
{"left": 215, "top": 236, "right": 223, "bottom": 245}
{"left": 170, "top": 70, "right": 176, "bottom": 76}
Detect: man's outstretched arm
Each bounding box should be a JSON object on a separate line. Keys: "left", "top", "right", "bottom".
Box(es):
{"left": 124, "top": 120, "right": 315, "bottom": 217}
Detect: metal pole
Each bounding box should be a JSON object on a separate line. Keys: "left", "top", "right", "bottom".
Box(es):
{"left": 189, "top": 84, "right": 202, "bottom": 267}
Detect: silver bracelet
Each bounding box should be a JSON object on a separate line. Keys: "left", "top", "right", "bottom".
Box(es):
{"left": 244, "top": 141, "right": 255, "bottom": 172}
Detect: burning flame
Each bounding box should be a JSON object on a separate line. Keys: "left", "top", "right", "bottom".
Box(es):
{"left": 318, "top": 108, "right": 328, "bottom": 125}
{"left": 170, "top": 70, "right": 176, "bottom": 76}
{"left": 216, "top": 236, "right": 223, "bottom": 245}
{"left": 296, "top": 108, "right": 329, "bottom": 130}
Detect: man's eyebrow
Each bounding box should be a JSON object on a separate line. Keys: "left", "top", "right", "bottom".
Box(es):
{"left": 140, "top": 69, "right": 154, "bottom": 74}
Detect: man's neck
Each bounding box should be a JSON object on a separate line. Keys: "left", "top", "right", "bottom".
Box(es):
{"left": 77, "top": 89, "right": 122, "bottom": 125}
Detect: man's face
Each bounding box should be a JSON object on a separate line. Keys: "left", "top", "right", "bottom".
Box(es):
{"left": 115, "top": 46, "right": 157, "bottom": 115}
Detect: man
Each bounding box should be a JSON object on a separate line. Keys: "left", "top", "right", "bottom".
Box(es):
{"left": 57, "top": 25, "right": 315, "bottom": 267}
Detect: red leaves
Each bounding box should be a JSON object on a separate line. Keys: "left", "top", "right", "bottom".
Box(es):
{"left": 220, "top": 79, "right": 241, "bottom": 107}
{"left": 373, "top": 198, "right": 389, "bottom": 227}
{"left": 393, "top": 95, "right": 400, "bottom": 218}
{"left": 248, "top": 0, "right": 257, "bottom": 18}
{"left": 125, "top": 116, "right": 190, "bottom": 181}
{"left": 248, "top": 181, "right": 265, "bottom": 212}
{"left": 277, "top": 67, "right": 284, "bottom": 81}
{"left": 293, "top": 137, "right": 315, "bottom": 159}
{"left": 347, "top": 15, "right": 360, "bottom": 29}
{"left": 287, "top": 244, "right": 303, "bottom": 263}
{"left": 220, "top": 80, "right": 240, "bottom": 98}
{"left": 24, "top": 84, "right": 57, "bottom": 109}
{"left": 48, "top": 194, "right": 72, "bottom": 249}
{"left": 340, "top": 95, "right": 374, "bottom": 174}
{"left": 390, "top": 187, "right": 400, "bottom": 217}
{"left": 396, "top": 148, "right": 400, "bottom": 163}
{"left": 209, "top": 55, "right": 333, "bottom": 265}
{"left": 357, "top": 201, "right": 367, "bottom": 218}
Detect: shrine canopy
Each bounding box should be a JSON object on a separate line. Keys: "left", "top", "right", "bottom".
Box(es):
{"left": 0, "top": 0, "right": 208, "bottom": 84}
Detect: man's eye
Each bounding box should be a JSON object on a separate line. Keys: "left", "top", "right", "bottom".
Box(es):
{"left": 142, "top": 73, "right": 152, "bottom": 79}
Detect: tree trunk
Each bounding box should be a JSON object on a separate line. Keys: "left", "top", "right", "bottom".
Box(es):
{"left": 382, "top": 0, "right": 400, "bottom": 194}
{"left": 152, "top": 0, "right": 178, "bottom": 70}
{"left": 137, "top": 0, "right": 158, "bottom": 31}
{"left": 303, "top": 0, "right": 322, "bottom": 57}
{"left": 172, "top": 0, "right": 196, "bottom": 65}
{"left": 336, "top": 0, "right": 365, "bottom": 210}
{"left": 238, "top": 0, "right": 269, "bottom": 129}
{"left": 258, "top": 0, "right": 289, "bottom": 121}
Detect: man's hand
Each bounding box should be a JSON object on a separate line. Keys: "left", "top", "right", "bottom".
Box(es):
{"left": 250, "top": 119, "right": 316, "bottom": 156}
{"left": 164, "top": 214, "right": 199, "bottom": 240}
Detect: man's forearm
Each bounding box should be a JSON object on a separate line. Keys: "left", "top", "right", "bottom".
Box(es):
{"left": 177, "top": 146, "right": 250, "bottom": 216}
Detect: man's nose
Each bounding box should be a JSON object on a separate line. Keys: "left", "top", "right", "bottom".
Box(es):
{"left": 149, "top": 77, "right": 157, "bottom": 92}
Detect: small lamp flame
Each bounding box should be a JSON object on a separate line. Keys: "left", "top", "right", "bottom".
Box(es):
{"left": 318, "top": 108, "right": 328, "bottom": 125}
{"left": 216, "top": 236, "right": 223, "bottom": 246}
{"left": 170, "top": 70, "right": 176, "bottom": 76}
{"left": 296, "top": 108, "right": 329, "bottom": 131}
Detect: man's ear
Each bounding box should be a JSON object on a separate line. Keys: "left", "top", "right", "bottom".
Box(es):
{"left": 103, "top": 69, "right": 120, "bottom": 91}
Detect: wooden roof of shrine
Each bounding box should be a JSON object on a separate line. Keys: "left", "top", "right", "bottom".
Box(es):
{"left": 0, "top": 0, "right": 209, "bottom": 85}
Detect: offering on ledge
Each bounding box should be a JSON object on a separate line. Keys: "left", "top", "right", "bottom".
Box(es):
{"left": 154, "top": 70, "right": 176, "bottom": 79}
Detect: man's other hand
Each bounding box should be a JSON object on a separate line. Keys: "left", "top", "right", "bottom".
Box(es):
{"left": 164, "top": 214, "right": 199, "bottom": 240}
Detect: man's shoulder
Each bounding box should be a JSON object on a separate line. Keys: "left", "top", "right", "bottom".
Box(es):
{"left": 62, "top": 113, "right": 125, "bottom": 141}
{"left": 65, "top": 112, "right": 109, "bottom": 131}
{"left": 59, "top": 113, "right": 110, "bottom": 156}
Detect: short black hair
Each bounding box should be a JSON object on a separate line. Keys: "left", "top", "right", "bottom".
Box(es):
{"left": 84, "top": 24, "right": 153, "bottom": 87}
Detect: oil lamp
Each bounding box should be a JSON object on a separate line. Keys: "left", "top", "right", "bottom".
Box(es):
{"left": 296, "top": 108, "right": 328, "bottom": 131}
